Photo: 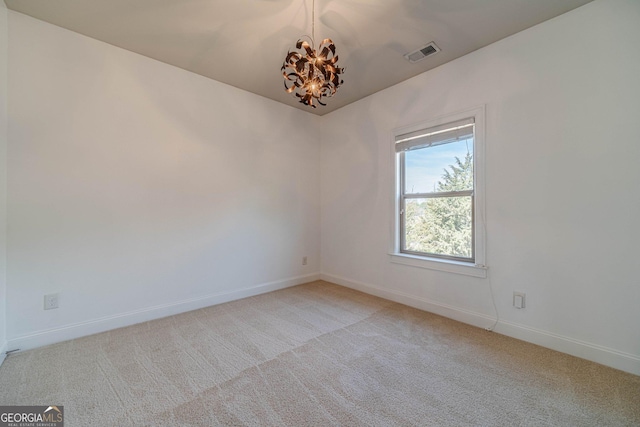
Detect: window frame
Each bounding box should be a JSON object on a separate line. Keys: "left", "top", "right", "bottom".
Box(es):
{"left": 390, "top": 106, "right": 487, "bottom": 278}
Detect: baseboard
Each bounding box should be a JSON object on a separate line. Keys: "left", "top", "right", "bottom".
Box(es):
{"left": 7, "top": 272, "right": 320, "bottom": 353}
{"left": 493, "top": 320, "right": 640, "bottom": 376}
{"left": 321, "top": 273, "right": 496, "bottom": 329}
{"left": 321, "top": 272, "right": 640, "bottom": 376}
{"left": 0, "top": 341, "right": 7, "bottom": 367}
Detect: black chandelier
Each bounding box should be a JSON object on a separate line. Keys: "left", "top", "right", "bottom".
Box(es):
{"left": 281, "top": 0, "right": 344, "bottom": 108}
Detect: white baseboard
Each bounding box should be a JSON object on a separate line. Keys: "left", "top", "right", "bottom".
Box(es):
{"left": 493, "top": 319, "right": 640, "bottom": 376}
{"left": 321, "top": 273, "right": 640, "bottom": 376}
{"left": 0, "top": 341, "right": 7, "bottom": 367}
{"left": 7, "top": 273, "right": 320, "bottom": 354}
{"left": 321, "top": 273, "right": 496, "bottom": 329}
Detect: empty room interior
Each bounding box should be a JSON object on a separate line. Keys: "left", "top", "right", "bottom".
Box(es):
{"left": 0, "top": 0, "right": 639, "bottom": 425}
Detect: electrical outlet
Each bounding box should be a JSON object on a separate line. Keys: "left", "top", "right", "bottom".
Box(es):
{"left": 302, "top": 256, "right": 308, "bottom": 265}
{"left": 513, "top": 292, "right": 525, "bottom": 309}
{"left": 44, "top": 293, "right": 59, "bottom": 310}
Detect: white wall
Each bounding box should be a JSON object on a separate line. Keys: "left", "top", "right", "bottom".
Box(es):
{"left": 320, "top": 0, "right": 640, "bottom": 375}
{"left": 0, "top": 1, "right": 8, "bottom": 364}
{"left": 6, "top": 11, "right": 321, "bottom": 350}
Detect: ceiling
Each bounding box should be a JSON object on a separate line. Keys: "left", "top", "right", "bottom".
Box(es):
{"left": 4, "top": 0, "right": 593, "bottom": 115}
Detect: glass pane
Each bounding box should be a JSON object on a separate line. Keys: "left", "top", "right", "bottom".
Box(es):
{"left": 403, "top": 196, "right": 473, "bottom": 259}
{"left": 404, "top": 137, "right": 473, "bottom": 194}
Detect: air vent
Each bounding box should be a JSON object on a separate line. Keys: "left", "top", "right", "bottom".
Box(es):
{"left": 404, "top": 42, "right": 440, "bottom": 63}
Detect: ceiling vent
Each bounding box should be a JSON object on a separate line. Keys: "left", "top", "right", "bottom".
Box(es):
{"left": 404, "top": 42, "right": 440, "bottom": 63}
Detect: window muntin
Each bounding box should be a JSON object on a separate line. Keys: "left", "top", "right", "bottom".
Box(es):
{"left": 397, "top": 118, "right": 476, "bottom": 263}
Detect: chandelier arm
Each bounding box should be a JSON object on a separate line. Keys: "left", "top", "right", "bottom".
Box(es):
{"left": 299, "top": 41, "right": 314, "bottom": 56}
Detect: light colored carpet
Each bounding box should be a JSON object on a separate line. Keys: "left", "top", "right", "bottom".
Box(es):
{"left": 0, "top": 280, "right": 638, "bottom": 426}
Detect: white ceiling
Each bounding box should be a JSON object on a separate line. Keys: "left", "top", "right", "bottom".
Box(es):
{"left": 5, "top": 0, "right": 593, "bottom": 115}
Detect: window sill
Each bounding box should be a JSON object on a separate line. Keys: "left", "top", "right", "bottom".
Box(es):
{"left": 389, "top": 253, "right": 487, "bottom": 278}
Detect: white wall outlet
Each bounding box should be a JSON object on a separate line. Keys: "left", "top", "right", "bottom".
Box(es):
{"left": 302, "top": 256, "right": 308, "bottom": 265}
{"left": 513, "top": 292, "right": 525, "bottom": 309}
{"left": 44, "top": 293, "right": 59, "bottom": 310}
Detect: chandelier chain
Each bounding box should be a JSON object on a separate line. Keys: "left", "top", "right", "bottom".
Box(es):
{"left": 312, "top": 0, "right": 315, "bottom": 44}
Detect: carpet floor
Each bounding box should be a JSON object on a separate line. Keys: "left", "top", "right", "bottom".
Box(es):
{"left": 0, "top": 280, "right": 638, "bottom": 426}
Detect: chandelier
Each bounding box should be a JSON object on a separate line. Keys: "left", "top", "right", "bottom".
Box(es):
{"left": 281, "top": 0, "right": 344, "bottom": 108}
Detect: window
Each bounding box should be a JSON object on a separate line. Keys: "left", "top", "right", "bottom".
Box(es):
{"left": 392, "top": 107, "right": 486, "bottom": 277}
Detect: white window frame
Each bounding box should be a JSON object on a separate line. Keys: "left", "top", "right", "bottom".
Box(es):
{"left": 390, "top": 106, "right": 487, "bottom": 278}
